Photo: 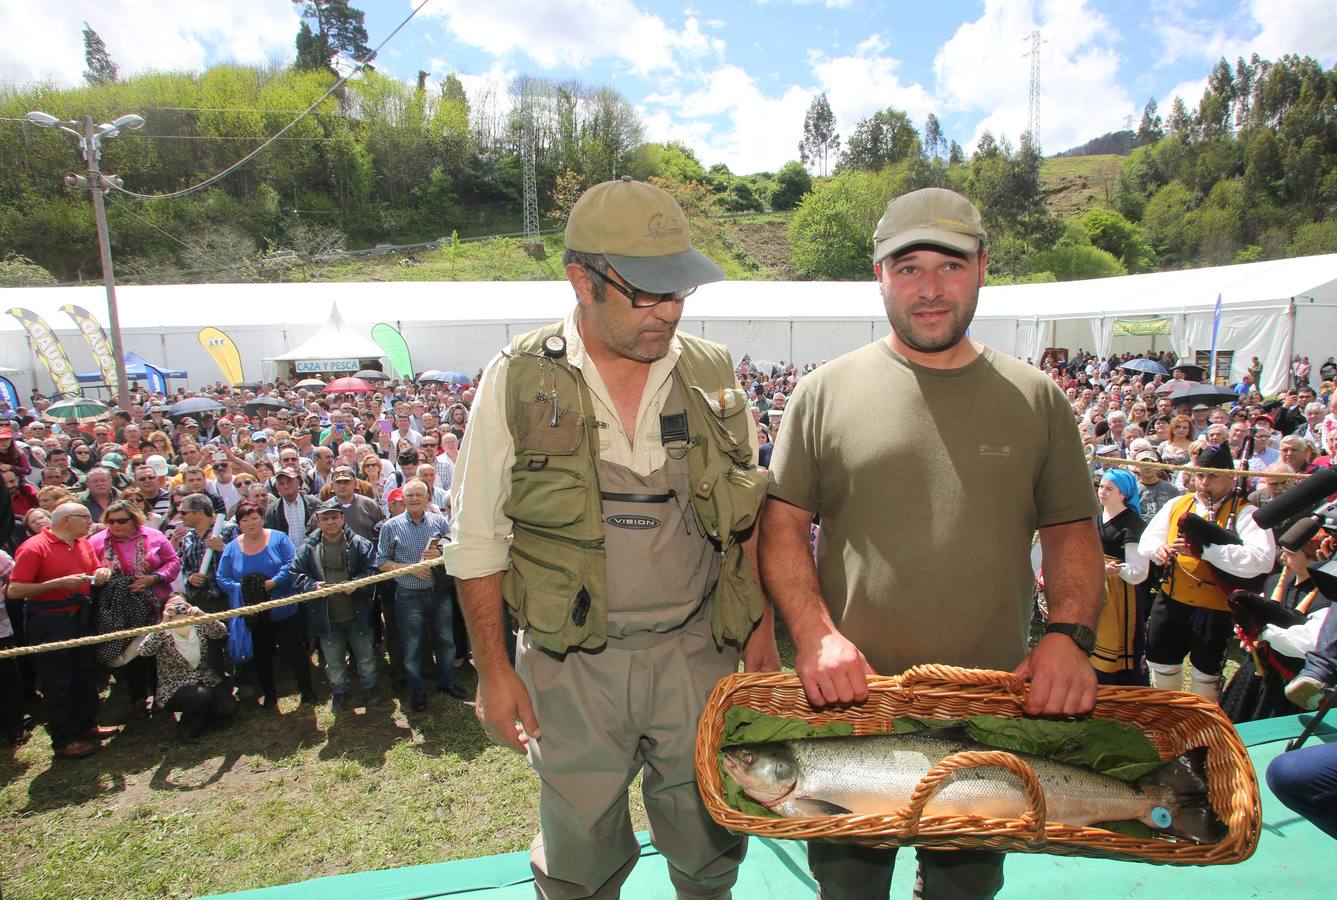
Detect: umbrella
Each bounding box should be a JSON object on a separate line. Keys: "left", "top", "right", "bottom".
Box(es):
{"left": 436, "top": 370, "right": 472, "bottom": 386}
{"left": 244, "top": 395, "right": 290, "bottom": 413}
{"left": 416, "top": 370, "right": 449, "bottom": 383}
{"left": 323, "top": 377, "right": 376, "bottom": 394}
{"left": 1119, "top": 359, "right": 1168, "bottom": 377}
{"left": 1170, "top": 360, "right": 1206, "bottom": 381}
{"left": 1167, "top": 384, "right": 1238, "bottom": 408}
{"left": 1154, "top": 378, "right": 1198, "bottom": 397}
{"left": 293, "top": 377, "right": 326, "bottom": 389}
{"left": 42, "top": 397, "right": 113, "bottom": 423}
{"left": 355, "top": 369, "right": 390, "bottom": 382}
{"left": 168, "top": 397, "right": 225, "bottom": 418}
{"left": 234, "top": 381, "right": 262, "bottom": 391}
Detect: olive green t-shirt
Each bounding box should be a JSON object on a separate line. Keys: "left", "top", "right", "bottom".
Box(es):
{"left": 767, "top": 340, "right": 1096, "bottom": 675}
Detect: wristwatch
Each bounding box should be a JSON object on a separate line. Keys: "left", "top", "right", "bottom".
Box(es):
{"left": 1044, "top": 622, "right": 1096, "bottom": 654}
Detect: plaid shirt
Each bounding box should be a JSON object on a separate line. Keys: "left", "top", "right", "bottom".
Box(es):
{"left": 375, "top": 510, "right": 450, "bottom": 590}
{"left": 178, "top": 522, "right": 239, "bottom": 578}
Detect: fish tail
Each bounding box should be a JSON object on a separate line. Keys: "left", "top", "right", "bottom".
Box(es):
{"left": 1135, "top": 746, "right": 1228, "bottom": 844}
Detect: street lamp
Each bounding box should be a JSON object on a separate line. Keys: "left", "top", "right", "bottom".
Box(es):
{"left": 26, "top": 109, "right": 144, "bottom": 409}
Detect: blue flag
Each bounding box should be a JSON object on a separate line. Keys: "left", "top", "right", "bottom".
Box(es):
{"left": 1207, "top": 293, "right": 1223, "bottom": 385}
{"left": 0, "top": 376, "right": 18, "bottom": 415}
{"left": 143, "top": 363, "right": 167, "bottom": 396}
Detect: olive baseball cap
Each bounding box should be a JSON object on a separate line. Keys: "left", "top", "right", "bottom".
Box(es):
{"left": 873, "top": 187, "right": 987, "bottom": 263}
{"left": 565, "top": 176, "right": 724, "bottom": 293}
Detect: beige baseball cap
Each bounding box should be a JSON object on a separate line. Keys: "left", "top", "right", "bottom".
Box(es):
{"left": 873, "top": 187, "right": 987, "bottom": 263}
{"left": 566, "top": 176, "right": 724, "bottom": 293}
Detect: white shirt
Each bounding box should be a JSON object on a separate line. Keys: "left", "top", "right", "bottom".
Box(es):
{"left": 281, "top": 495, "right": 307, "bottom": 546}
{"left": 1137, "top": 493, "right": 1276, "bottom": 580}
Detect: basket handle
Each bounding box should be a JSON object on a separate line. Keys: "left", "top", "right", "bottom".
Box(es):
{"left": 899, "top": 665, "right": 1028, "bottom": 701}
{"left": 900, "top": 750, "right": 1048, "bottom": 846}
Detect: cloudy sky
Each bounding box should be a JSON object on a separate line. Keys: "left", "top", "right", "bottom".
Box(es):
{"left": 3, "top": 0, "right": 1335, "bottom": 174}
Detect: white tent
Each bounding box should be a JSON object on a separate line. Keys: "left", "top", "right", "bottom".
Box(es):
{"left": 0, "top": 254, "right": 1332, "bottom": 395}
{"left": 268, "top": 302, "right": 386, "bottom": 372}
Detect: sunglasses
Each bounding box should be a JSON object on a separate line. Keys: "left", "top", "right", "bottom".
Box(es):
{"left": 106, "top": 517, "right": 133, "bottom": 525}
{"left": 585, "top": 266, "right": 696, "bottom": 307}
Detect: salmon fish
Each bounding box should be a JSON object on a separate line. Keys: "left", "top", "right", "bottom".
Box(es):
{"left": 720, "top": 727, "right": 1227, "bottom": 843}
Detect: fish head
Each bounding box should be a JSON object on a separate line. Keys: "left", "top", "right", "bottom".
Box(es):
{"left": 720, "top": 742, "right": 800, "bottom": 807}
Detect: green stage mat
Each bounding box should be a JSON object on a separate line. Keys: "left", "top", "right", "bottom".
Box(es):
{"left": 206, "top": 713, "right": 1335, "bottom": 899}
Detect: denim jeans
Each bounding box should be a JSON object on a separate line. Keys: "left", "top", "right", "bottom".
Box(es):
{"left": 1267, "top": 741, "right": 1337, "bottom": 839}
{"left": 319, "top": 620, "right": 378, "bottom": 694}
{"left": 394, "top": 587, "right": 455, "bottom": 698}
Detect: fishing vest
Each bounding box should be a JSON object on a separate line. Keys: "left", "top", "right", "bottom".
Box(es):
{"left": 501, "top": 321, "right": 767, "bottom": 654}
{"left": 1160, "top": 492, "right": 1246, "bottom": 612}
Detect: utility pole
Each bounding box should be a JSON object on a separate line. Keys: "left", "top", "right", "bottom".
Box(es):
{"left": 27, "top": 110, "right": 141, "bottom": 408}
{"left": 1023, "top": 30, "right": 1044, "bottom": 148}
{"left": 519, "top": 83, "right": 541, "bottom": 255}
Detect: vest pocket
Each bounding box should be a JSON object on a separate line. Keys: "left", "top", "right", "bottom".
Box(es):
{"left": 506, "top": 466, "right": 588, "bottom": 528}
{"left": 505, "top": 546, "right": 581, "bottom": 636}
{"left": 687, "top": 385, "right": 753, "bottom": 459}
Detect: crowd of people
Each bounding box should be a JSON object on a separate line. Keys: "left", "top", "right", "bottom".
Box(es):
{"left": 0, "top": 383, "right": 477, "bottom": 757}
{"left": 3, "top": 177, "right": 1336, "bottom": 896}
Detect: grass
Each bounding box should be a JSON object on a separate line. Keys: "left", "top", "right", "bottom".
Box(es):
{"left": 1039, "top": 154, "right": 1127, "bottom": 219}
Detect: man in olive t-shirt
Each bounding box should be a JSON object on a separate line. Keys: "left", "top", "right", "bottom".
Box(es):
{"left": 760, "top": 188, "right": 1102, "bottom": 900}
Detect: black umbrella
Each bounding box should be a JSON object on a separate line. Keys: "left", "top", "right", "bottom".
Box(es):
{"left": 1170, "top": 360, "right": 1206, "bottom": 381}
{"left": 355, "top": 369, "right": 390, "bottom": 382}
{"left": 168, "top": 397, "right": 225, "bottom": 418}
{"left": 244, "top": 395, "right": 290, "bottom": 413}
{"left": 1167, "top": 384, "right": 1238, "bottom": 407}
{"left": 234, "top": 381, "right": 262, "bottom": 391}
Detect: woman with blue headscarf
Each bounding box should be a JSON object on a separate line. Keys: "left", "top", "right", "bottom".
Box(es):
{"left": 1094, "top": 467, "right": 1153, "bottom": 685}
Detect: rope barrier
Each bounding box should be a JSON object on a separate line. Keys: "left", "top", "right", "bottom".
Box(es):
{"left": 1092, "top": 455, "right": 1314, "bottom": 480}
{"left": 0, "top": 557, "right": 445, "bottom": 660}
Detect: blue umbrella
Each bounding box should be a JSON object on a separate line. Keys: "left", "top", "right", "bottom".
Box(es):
{"left": 439, "top": 370, "right": 472, "bottom": 386}
{"left": 1119, "top": 359, "right": 1168, "bottom": 377}
{"left": 168, "top": 397, "right": 225, "bottom": 418}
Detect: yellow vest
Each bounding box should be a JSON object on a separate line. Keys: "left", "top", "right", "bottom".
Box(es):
{"left": 501, "top": 322, "right": 766, "bottom": 654}
{"left": 1160, "top": 492, "right": 1246, "bottom": 612}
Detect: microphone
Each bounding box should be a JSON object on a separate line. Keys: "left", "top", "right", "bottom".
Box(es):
{"left": 1253, "top": 467, "right": 1337, "bottom": 531}
{"left": 1279, "top": 517, "right": 1322, "bottom": 552}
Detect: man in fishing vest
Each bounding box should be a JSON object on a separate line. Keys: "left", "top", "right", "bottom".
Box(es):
{"left": 445, "top": 176, "right": 779, "bottom": 899}
{"left": 1138, "top": 442, "right": 1275, "bottom": 701}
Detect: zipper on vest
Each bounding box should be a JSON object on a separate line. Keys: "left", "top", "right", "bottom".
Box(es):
{"left": 510, "top": 545, "right": 577, "bottom": 580}
{"left": 514, "top": 524, "right": 605, "bottom": 551}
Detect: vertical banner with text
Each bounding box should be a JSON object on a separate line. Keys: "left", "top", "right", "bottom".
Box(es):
{"left": 6, "top": 308, "right": 83, "bottom": 397}
{"left": 197, "top": 327, "right": 245, "bottom": 385}
{"left": 59, "top": 304, "right": 120, "bottom": 389}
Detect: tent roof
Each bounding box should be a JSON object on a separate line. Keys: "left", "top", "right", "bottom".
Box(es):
{"left": 0, "top": 254, "right": 1332, "bottom": 329}
{"left": 76, "top": 350, "right": 186, "bottom": 383}
{"left": 268, "top": 303, "right": 386, "bottom": 360}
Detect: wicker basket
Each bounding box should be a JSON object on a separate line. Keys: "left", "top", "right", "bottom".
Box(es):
{"left": 695, "top": 665, "right": 1260, "bottom": 865}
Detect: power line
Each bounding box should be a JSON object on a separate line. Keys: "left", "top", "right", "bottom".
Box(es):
{"left": 107, "top": 0, "right": 434, "bottom": 202}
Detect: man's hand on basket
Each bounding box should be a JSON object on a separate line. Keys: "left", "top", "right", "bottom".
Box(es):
{"left": 741, "top": 627, "right": 781, "bottom": 673}
{"left": 795, "top": 629, "right": 874, "bottom": 707}
{"left": 475, "top": 665, "right": 541, "bottom": 755}
{"left": 1013, "top": 633, "right": 1097, "bottom": 717}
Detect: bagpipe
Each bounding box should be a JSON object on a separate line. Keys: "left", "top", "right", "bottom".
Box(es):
{"left": 1173, "top": 510, "right": 1268, "bottom": 594}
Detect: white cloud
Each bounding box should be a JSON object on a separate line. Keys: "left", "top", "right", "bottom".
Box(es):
{"left": 640, "top": 64, "right": 815, "bottom": 173}
{"left": 421, "top": 0, "right": 711, "bottom": 76}
{"left": 0, "top": 0, "right": 296, "bottom": 87}
{"left": 933, "top": 0, "right": 1134, "bottom": 154}
{"left": 1152, "top": 0, "right": 1337, "bottom": 68}
{"left": 809, "top": 34, "right": 937, "bottom": 140}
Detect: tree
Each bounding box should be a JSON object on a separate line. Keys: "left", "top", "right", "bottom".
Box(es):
{"left": 292, "top": 1, "right": 372, "bottom": 72}
{"left": 947, "top": 140, "right": 965, "bottom": 166}
{"left": 771, "top": 161, "right": 812, "bottom": 211}
{"left": 1030, "top": 245, "right": 1126, "bottom": 280}
{"left": 788, "top": 170, "right": 888, "bottom": 279}
{"left": 837, "top": 108, "right": 921, "bottom": 173}
{"left": 1167, "top": 97, "right": 1193, "bottom": 136}
{"left": 82, "top": 21, "right": 118, "bottom": 85}
{"left": 798, "top": 94, "right": 839, "bottom": 176}
{"left": 1078, "top": 208, "right": 1156, "bottom": 272}
{"left": 0, "top": 253, "right": 57, "bottom": 287}
{"left": 923, "top": 113, "right": 945, "bottom": 161}
{"left": 1135, "top": 99, "right": 1163, "bottom": 147}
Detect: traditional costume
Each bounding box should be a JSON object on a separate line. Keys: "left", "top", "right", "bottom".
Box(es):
{"left": 1094, "top": 469, "right": 1152, "bottom": 685}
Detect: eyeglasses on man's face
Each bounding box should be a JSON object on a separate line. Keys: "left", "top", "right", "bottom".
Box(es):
{"left": 585, "top": 266, "right": 695, "bottom": 307}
